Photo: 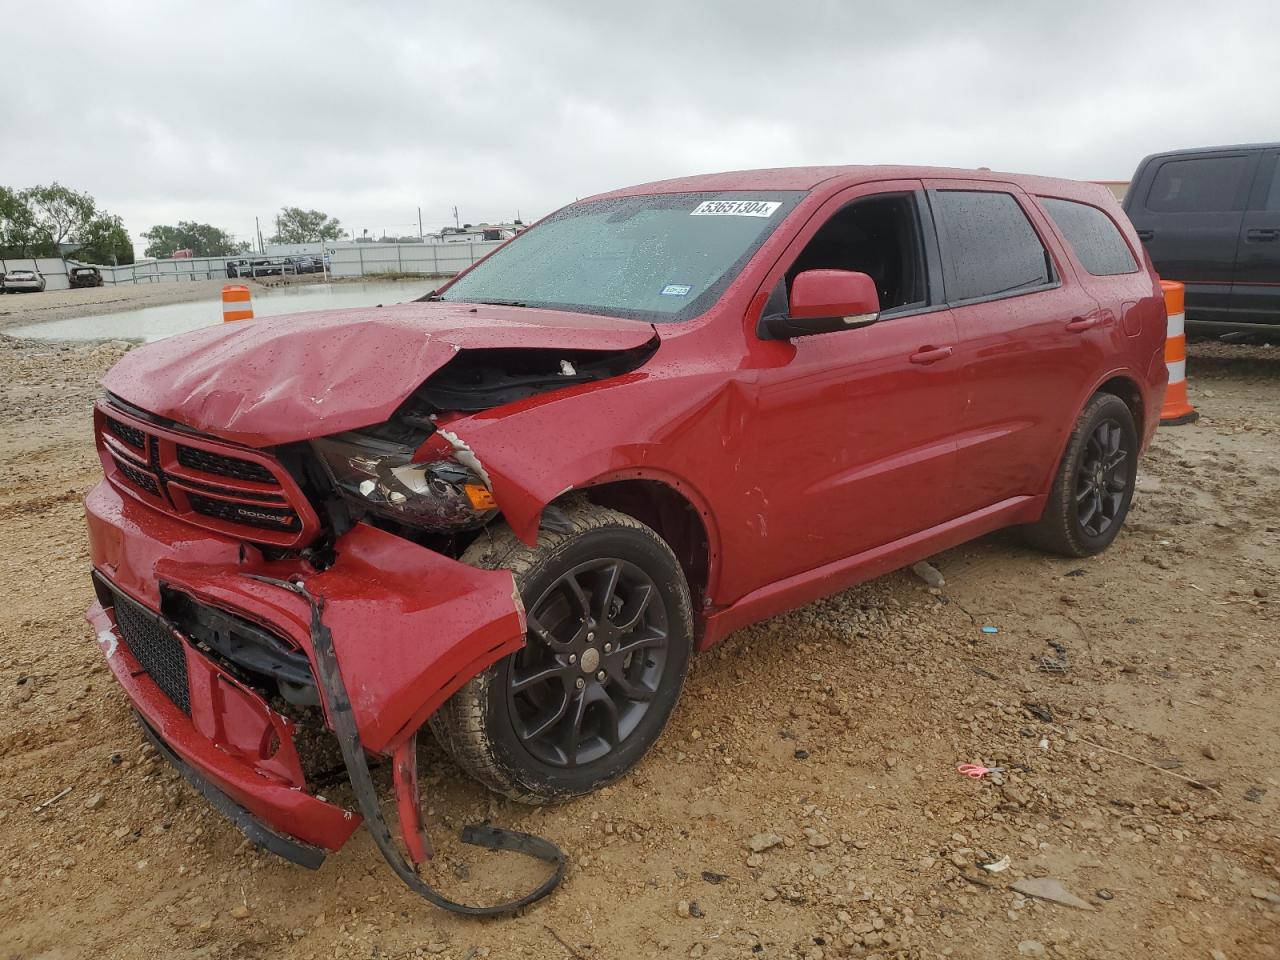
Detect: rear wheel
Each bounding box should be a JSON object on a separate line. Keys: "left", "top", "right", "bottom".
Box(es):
{"left": 431, "top": 503, "right": 693, "bottom": 803}
{"left": 1023, "top": 392, "right": 1138, "bottom": 557}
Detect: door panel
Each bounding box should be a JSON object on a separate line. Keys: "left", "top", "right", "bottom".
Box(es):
{"left": 750, "top": 310, "right": 960, "bottom": 578}
{"left": 1232, "top": 150, "right": 1280, "bottom": 326}
{"left": 924, "top": 180, "right": 1105, "bottom": 517}
{"left": 947, "top": 284, "right": 1107, "bottom": 514}
{"left": 743, "top": 181, "right": 962, "bottom": 586}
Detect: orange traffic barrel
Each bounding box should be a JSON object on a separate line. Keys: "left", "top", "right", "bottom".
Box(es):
{"left": 222, "top": 284, "right": 254, "bottom": 323}
{"left": 1159, "top": 280, "right": 1197, "bottom": 425}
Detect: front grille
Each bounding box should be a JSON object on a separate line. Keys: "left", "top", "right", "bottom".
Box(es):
{"left": 105, "top": 416, "right": 146, "bottom": 450}
{"left": 94, "top": 401, "right": 317, "bottom": 548}
{"left": 110, "top": 588, "right": 191, "bottom": 715}
{"left": 177, "top": 445, "right": 275, "bottom": 484}
{"left": 114, "top": 457, "right": 160, "bottom": 495}
{"left": 187, "top": 493, "right": 302, "bottom": 531}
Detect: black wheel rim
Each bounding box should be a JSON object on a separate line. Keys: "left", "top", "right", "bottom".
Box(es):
{"left": 1075, "top": 417, "right": 1130, "bottom": 538}
{"left": 507, "top": 558, "right": 669, "bottom": 768}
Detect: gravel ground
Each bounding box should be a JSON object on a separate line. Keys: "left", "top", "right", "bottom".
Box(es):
{"left": 0, "top": 336, "right": 1277, "bottom": 960}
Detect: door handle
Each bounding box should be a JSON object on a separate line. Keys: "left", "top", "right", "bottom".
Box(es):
{"left": 1246, "top": 228, "right": 1279, "bottom": 241}
{"left": 909, "top": 345, "right": 953, "bottom": 365}
{"left": 1065, "top": 316, "right": 1099, "bottom": 332}
{"left": 1135, "top": 229, "right": 1154, "bottom": 241}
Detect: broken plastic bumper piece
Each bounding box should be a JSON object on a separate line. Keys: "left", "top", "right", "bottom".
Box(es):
{"left": 84, "top": 478, "right": 565, "bottom": 913}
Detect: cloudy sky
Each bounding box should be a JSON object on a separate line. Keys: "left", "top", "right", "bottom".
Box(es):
{"left": 5, "top": 0, "right": 1277, "bottom": 253}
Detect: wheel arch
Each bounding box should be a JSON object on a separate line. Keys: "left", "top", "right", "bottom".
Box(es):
{"left": 1093, "top": 373, "right": 1145, "bottom": 435}
{"left": 1036, "top": 368, "right": 1148, "bottom": 498}
{"left": 552, "top": 472, "right": 718, "bottom": 627}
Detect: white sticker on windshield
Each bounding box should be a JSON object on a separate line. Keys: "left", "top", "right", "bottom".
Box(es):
{"left": 661, "top": 284, "right": 692, "bottom": 296}
{"left": 690, "top": 200, "right": 781, "bottom": 218}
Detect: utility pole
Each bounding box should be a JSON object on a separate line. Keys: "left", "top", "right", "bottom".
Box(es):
{"left": 418, "top": 206, "right": 423, "bottom": 242}
{"left": 255, "top": 217, "right": 263, "bottom": 254}
{"left": 452, "top": 205, "right": 459, "bottom": 230}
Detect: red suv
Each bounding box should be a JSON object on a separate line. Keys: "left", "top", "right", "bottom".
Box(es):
{"left": 85, "top": 165, "right": 1167, "bottom": 906}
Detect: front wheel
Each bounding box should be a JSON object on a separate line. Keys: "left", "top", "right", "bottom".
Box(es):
{"left": 431, "top": 504, "right": 693, "bottom": 803}
{"left": 1023, "top": 392, "right": 1138, "bottom": 557}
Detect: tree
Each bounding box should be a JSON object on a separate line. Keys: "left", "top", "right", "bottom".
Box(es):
{"left": 1, "top": 183, "right": 134, "bottom": 262}
{"left": 24, "top": 183, "right": 96, "bottom": 249}
{"left": 268, "top": 207, "right": 344, "bottom": 244}
{"left": 72, "top": 214, "right": 135, "bottom": 265}
{"left": 141, "top": 221, "right": 246, "bottom": 259}
{"left": 0, "top": 186, "right": 43, "bottom": 257}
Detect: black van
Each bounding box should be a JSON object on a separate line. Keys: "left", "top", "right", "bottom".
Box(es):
{"left": 1124, "top": 143, "right": 1280, "bottom": 334}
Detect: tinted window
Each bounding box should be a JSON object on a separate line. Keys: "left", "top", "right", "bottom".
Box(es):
{"left": 1039, "top": 198, "right": 1138, "bottom": 276}
{"left": 1146, "top": 156, "right": 1248, "bottom": 213}
{"left": 932, "top": 191, "right": 1051, "bottom": 303}
{"left": 1264, "top": 159, "right": 1280, "bottom": 211}
{"left": 785, "top": 193, "right": 926, "bottom": 313}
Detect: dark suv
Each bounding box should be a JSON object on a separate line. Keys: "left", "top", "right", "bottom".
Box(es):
{"left": 1124, "top": 142, "right": 1280, "bottom": 334}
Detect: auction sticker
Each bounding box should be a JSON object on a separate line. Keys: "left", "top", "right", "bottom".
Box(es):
{"left": 661, "top": 284, "right": 692, "bottom": 296}
{"left": 691, "top": 199, "right": 781, "bottom": 217}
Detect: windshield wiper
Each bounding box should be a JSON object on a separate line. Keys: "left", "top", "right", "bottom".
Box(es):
{"left": 474, "top": 298, "right": 529, "bottom": 307}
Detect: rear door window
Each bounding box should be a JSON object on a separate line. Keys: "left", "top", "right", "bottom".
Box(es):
{"left": 1263, "top": 158, "right": 1280, "bottom": 211}
{"left": 931, "top": 191, "right": 1052, "bottom": 303}
{"left": 1039, "top": 198, "right": 1138, "bottom": 276}
{"left": 1146, "top": 156, "right": 1250, "bottom": 213}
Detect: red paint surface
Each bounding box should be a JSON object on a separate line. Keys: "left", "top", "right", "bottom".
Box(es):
{"left": 88, "top": 165, "right": 1167, "bottom": 852}
{"left": 87, "top": 600, "right": 361, "bottom": 851}
{"left": 102, "top": 303, "right": 655, "bottom": 447}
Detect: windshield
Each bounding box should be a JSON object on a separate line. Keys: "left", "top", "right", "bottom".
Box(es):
{"left": 439, "top": 190, "right": 804, "bottom": 322}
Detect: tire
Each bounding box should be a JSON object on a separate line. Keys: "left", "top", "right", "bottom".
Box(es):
{"left": 1023, "top": 392, "right": 1138, "bottom": 557}
{"left": 430, "top": 503, "right": 694, "bottom": 803}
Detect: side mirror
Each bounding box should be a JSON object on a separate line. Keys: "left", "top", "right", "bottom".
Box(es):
{"left": 761, "top": 269, "right": 881, "bottom": 339}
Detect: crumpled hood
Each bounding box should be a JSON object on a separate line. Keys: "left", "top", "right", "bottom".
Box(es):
{"left": 102, "top": 301, "right": 656, "bottom": 447}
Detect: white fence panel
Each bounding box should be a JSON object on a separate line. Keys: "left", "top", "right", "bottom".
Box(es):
{"left": 0, "top": 257, "right": 69, "bottom": 291}
{"left": 7, "top": 241, "right": 504, "bottom": 288}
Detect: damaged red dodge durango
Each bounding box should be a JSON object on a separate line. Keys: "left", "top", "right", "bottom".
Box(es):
{"left": 85, "top": 165, "right": 1167, "bottom": 911}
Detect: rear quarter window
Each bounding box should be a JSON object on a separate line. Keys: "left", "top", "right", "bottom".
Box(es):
{"left": 1039, "top": 197, "right": 1138, "bottom": 276}
{"left": 931, "top": 190, "right": 1052, "bottom": 303}
{"left": 1145, "top": 155, "right": 1249, "bottom": 213}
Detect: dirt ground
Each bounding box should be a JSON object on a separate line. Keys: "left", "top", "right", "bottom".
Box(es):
{"left": 0, "top": 334, "right": 1276, "bottom": 960}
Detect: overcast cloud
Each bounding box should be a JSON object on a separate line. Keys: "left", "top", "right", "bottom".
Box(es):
{"left": 5, "top": 0, "right": 1278, "bottom": 252}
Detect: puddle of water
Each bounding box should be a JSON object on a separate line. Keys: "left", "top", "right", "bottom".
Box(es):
{"left": 7, "top": 279, "right": 438, "bottom": 342}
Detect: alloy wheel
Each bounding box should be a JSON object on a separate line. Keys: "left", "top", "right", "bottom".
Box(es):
{"left": 506, "top": 558, "right": 669, "bottom": 768}
{"left": 1075, "top": 417, "right": 1130, "bottom": 538}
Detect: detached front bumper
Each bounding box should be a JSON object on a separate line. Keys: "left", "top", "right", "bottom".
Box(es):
{"left": 84, "top": 478, "right": 526, "bottom": 860}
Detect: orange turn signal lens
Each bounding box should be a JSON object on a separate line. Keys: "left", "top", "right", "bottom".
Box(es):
{"left": 463, "top": 483, "right": 497, "bottom": 510}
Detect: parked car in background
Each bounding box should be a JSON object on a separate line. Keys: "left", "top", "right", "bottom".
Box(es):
{"left": 287, "top": 255, "right": 317, "bottom": 274}
{"left": 1124, "top": 142, "right": 1280, "bottom": 334}
{"left": 69, "top": 266, "right": 104, "bottom": 288}
{"left": 84, "top": 164, "right": 1166, "bottom": 900}
{"left": 237, "top": 258, "right": 284, "bottom": 278}
{"left": 2, "top": 269, "right": 46, "bottom": 293}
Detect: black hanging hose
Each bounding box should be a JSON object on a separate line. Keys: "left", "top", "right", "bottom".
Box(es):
{"left": 244, "top": 574, "right": 565, "bottom": 916}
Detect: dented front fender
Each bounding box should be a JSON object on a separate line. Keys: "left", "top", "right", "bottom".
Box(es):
{"left": 430, "top": 359, "right": 754, "bottom": 559}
